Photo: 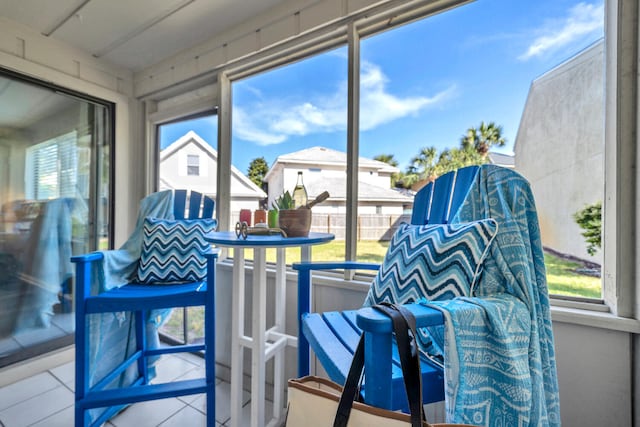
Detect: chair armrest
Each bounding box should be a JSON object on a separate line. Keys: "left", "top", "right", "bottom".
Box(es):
{"left": 71, "top": 251, "right": 105, "bottom": 264}
{"left": 292, "top": 261, "right": 380, "bottom": 272}
{"left": 295, "top": 260, "right": 380, "bottom": 318}
{"left": 295, "top": 261, "right": 379, "bottom": 378}
{"left": 356, "top": 303, "right": 443, "bottom": 333}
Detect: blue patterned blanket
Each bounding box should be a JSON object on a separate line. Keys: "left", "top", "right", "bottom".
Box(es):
{"left": 87, "top": 190, "right": 174, "bottom": 422}
{"left": 422, "top": 165, "right": 560, "bottom": 426}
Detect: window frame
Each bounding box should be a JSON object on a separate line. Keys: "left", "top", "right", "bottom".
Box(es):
{"left": 200, "top": 0, "right": 636, "bottom": 318}
{"left": 186, "top": 154, "right": 200, "bottom": 176}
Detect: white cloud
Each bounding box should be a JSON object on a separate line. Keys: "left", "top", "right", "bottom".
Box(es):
{"left": 519, "top": 2, "right": 603, "bottom": 61}
{"left": 233, "top": 61, "right": 455, "bottom": 145}
{"left": 360, "top": 62, "right": 456, "bottom": 131}
{"left": 233, "top": 108, "right": 287, "bottom": 145}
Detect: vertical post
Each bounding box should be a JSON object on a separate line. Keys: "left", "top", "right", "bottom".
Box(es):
{"left": 230, "top": 248, "right": 245, "bottom": 427}
{"left": 205, "top": 251, "right": 218, "bottom": 426}
{"left": 364, "top": 330, "right": 394, "bottom": 409}
{"left": 273, "top": 246, "right": 286, "bottom": 420}
{"left": 251, "top": 248, "right": 267, "bottom": 427}
{"left": 217, "top": 72, "right": 232, "bottom": 257}
{"left": 345, "top": 22, "right": 360, "bottom": 267}
{"left": 73, "top": 257, "right": 91, "bottom": 427}
{"left": 297, "top": 248, "right": 312, "bottom": 377}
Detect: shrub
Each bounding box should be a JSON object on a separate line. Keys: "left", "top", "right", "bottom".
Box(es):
{"left": 573, "top": 201, "right": 602, "bottom": 256}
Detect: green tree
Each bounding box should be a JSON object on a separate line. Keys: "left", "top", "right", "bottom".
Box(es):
{"left": 373, "top": 154, "right": 401, "bottom": 187}
{"left": 400, "top": 121, "right": 507, "bottom": 189}
{"left": 247, "top": 157, "right": 269, "bottom": 188}
{"left": 573, "top": 201, "right": 602, "bottom": 256}
{"left": 402, "top": 147, "right": 438, "bottom": 187}
{"left": 460, "top": 121, "right": 506, "bottom": 158}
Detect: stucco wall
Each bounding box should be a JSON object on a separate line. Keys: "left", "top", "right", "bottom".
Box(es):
{"left": 514, "top": 41, "right": 604, "bottom": 265}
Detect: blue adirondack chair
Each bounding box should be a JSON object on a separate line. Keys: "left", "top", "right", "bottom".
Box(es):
{"left": 71, "top": 190, "right": 218, "bottom": 427}
{"left": 294, "top": 166, "right": 480, "bottom": 412}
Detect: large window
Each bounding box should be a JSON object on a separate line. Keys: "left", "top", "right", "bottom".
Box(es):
{"left": 352, "top": 0, "right": 605, "bottom": 300}
{"left": 0, "top": 71, "right": 112, "bottom": 367}
{"left": 213, "top": 0, "right": 617, "bottom": 305}
{"left": 230, "top": 47, "right": 348, "bottom": 262}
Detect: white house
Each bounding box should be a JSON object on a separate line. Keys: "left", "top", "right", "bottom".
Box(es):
{"left": 263, "top": 146, "right": 413, "bottom": 215}
{"left": 160, "top": 131, "right": 267, "bottom": 213}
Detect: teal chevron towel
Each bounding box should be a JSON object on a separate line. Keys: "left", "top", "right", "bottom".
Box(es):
{"left": 422, "top": 165, "right": 561, "bottom": 427}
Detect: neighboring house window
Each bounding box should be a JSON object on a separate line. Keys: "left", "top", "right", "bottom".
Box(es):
{"left": 376, "top": 205, "right": 382, "bottom": 214}
{"left": 187, "top": 154, "right": 200, "bottom": 176}
{"left": 26, "top": 131, "right": 78, "bottom": 199}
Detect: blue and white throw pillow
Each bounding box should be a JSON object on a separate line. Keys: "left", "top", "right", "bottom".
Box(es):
{"left": 363, "top": 219, "right": 498, "bottom": 355}
{"left": 136, "top": 217, "right": 217, "bottom": 284}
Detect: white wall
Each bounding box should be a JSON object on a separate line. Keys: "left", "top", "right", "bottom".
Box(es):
{"left": 514, "top": 42, "right": 604, "bottom": 265}
{"left": 552, "top": 320, "right": 632, "bottom": 426}
{"left": 161, "top": 144, "right": 216, "bottom": 194}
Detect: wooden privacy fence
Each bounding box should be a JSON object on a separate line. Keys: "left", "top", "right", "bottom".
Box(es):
{"left": 310, "top": 213, "right": 411, "bottom": 241}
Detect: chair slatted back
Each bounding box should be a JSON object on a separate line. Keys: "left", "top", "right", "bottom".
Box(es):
{"left": 411, "top": 166, "right": 479, "bottom": 225}
{"left": 173, "top": 190, "right": 215, "bottom": 220}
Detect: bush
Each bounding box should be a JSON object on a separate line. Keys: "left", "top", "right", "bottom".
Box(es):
{"left": 573, "top": 202, "right": 602, "bottom": 256}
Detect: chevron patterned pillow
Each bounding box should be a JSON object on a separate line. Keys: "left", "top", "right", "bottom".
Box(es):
{"left": 136, "top": 217, "right": 217, "bottom": 284}
{"left": 364, "top": 220, "right": 498, "bottom": 355}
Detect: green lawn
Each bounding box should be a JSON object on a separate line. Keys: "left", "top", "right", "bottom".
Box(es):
{"left": 543, "top": 252, "right": 601, "bottom": 298}
{"left": 162, "top": 240, "right": 601, "bottom": 341}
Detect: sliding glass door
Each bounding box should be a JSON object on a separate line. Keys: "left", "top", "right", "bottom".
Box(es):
{"left": 0, "top": 70, "right": 112, "bottom": 367}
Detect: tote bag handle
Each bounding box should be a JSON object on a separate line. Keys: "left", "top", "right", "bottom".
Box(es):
{"left": 334, "top": 302, "right": 426, "bottom": 427}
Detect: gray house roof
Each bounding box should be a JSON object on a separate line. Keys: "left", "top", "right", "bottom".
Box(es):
{"left": 305, "top": 177, "right": 413, "bottom": 203}
{"left": 264, "top": 146, "right": 398, "bottom": 180}
{"left": 488, "top": 152, "right": 515, "bottom": 168}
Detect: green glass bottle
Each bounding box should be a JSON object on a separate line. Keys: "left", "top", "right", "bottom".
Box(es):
{"left": 292, "top": 171, "right": 308, "bottom": 208}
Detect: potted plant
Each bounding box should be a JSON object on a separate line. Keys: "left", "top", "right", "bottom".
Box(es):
{"left": 271, "top": 191, "right": 311, "bottom": 237}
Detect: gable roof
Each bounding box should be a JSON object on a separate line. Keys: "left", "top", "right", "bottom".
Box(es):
{"left": 264, "top": 146, "right": 399, "bottom": 180}
{"left": 304, "top": 177, "right": 413, "bottom": 203}
{"left": 161, "top": 131, "right": 266, "bottom": 198}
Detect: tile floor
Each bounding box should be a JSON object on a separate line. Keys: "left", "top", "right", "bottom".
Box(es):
{"left": 0, "top": 352, "right": 270, "bottom": 427}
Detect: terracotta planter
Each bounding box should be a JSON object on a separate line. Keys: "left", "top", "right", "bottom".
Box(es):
{"left": 278, "top": 208, "right": 311, "bottom": 237}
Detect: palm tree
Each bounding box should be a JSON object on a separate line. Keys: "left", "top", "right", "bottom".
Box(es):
{"left": 374, "top": 154, "right": 401, "bottom": 188}
{"left": 373, "top": 154, "right": 399, "bottom": 167}
{"left": 461, "top": 121, "right": 506, "bottom": 158}
{"left": 402, "top": 147, "right": 438, "bottom": 188}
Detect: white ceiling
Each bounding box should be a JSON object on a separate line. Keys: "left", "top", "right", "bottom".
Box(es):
{"left": 0, "top": 0, "right": 287, "bottom": 72}
{"left": 0, "top": 0, "right": 288, "bottom": 129}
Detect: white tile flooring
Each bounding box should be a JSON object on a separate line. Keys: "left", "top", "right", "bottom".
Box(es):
{"left": 0, "top": 352, "right": 267, "bottom": 427}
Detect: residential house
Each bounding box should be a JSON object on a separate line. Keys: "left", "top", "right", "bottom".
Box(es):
{"left": 159, "top": 131, "right": 267, "bottom": 214}
{"left": 487, "top": 152, "right": 515, "bottom": 168}
{"left": 264, "top": 146, "right": 413, "bottom": 215}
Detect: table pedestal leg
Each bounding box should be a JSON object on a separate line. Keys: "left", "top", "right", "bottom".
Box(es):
{"left": 251, "top": 248, "right": 266, "bottom": 427}
{"left": 273, "top": 247, "right": 286, "bottom": 421}
{"left": 230, "top": 250, "right": 245, "bottom": 427}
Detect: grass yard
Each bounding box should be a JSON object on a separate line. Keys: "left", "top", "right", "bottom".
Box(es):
{"left": 161, "top": 240, "right": 601, "bottom": 341}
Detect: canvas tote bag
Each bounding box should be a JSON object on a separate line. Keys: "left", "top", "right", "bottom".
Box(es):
{"left": 286, "top": 303, "right": 475, "bottom": 427}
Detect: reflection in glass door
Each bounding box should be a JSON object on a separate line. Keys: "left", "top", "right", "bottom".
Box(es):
{"left": 0, "top": 71, "right": 112, "bottom": 367}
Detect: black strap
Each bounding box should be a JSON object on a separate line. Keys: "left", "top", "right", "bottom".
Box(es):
{"left": 333, "top": 303, "right": 426, "bottom": 427}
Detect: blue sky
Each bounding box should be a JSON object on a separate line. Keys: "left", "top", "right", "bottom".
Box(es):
{"left": 160, "top": 0, "right": 604, "bottom": 175}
